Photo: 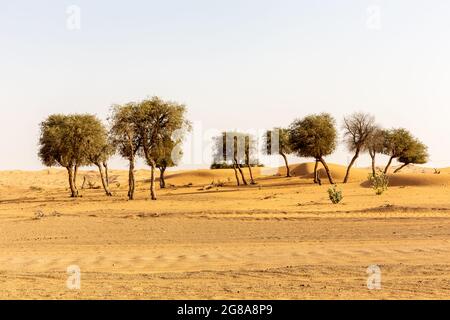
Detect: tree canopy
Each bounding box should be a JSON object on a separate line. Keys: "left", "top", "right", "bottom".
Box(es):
{"left": 289, "top": 113, "right": 337, "bottom": 184}
{"left": 342, "top": 112, "right": 376, "bottom": 183}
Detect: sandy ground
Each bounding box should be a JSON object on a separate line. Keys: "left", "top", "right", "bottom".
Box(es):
{"left": 1, "top": 163, "right": 450, "bottom": 299}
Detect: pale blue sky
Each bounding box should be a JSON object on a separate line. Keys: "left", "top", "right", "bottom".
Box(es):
{"left": 1, "top": 0, "right": 450, "bottom": 170}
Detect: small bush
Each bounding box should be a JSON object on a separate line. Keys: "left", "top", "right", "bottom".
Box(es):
{"left": 369, "top": 171, "right": 389, "bottom": 195}
{"left": 210, "top": 162, "right": 264, "bottom": 169}
{"left": 34, "top": 210, "right": 45, "bottom": 220}
{"left": 328, "top": 185, "right": 343, "bottom": 204}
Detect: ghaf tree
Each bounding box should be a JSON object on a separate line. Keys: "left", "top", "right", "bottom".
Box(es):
{"left": 289, "top": 113, "right": 337, "bottom": 184}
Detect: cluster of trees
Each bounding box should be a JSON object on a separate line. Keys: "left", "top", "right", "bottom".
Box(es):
{"left": 39, "top": 102, "right": 429, "bottom": 198}
{"left": 211, "top": 132, "right": 260, "bottom": 186}
{"left": 38, "top": 97, "right": 190, "bottom": 199}
{"left": 213, "top": 112, "right": 429, "bottom": 186}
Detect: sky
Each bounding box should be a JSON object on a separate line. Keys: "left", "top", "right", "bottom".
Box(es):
{"left": 1, "top": 0, "right": 450, "bottom": 170}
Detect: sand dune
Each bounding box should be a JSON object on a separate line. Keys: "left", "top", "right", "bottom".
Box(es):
{"left": 387, "top": 173, "right": 450, "bottom": 187}
{"left": 286, "top": 162, "right": 369, "bottom": 182}
{"left": 1, "top": 163, "right": 450, "bottom": 299}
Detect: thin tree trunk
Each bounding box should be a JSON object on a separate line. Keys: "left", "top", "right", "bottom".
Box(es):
{"left": 314, "top": 159, "right": 322, "bottom": 185}
{"left": 343, "top": 149, "right": 360, "bottom": 183}
{"left": 394, "top": 163, "right": 409, "bottom": 173}
{"left": 384, "top": 156, "right": 395, "bottom": 174}
{"left": 237, "top": 163, "right": 248, "bottom": 185}
{"left": 280, "top": 152, "right": 291, "bottom": 177}
{"left": 128, "top": 158, "right": 135, "bottom": 200}
{"left": 73, "top": 165, "right": 79, "bottom": 195}
{"left": 369, "top": 150, "right": 376, "bottom": 177}
{"left": 245, "top": 148, "right": 256, "bottom": 184}
{"left": 232, "top": 162, "right": 240, "bottom": 186}
{"left": 149, "top": 160, "right": 157, "bottom": 200}
{"left": 247, "top": 164, "right": 256, "bottom": 184}
{"left": 319, "top": 157, "right": 334, "bottom": 184}
{"left": 66, "top": 166, "right": 78, "bottom": 198}
{"left": 234, "top": 156, "right": 247, "bottom": 185}
{"left": 103, "top": 161, "right": 109, "bottom": 187}
{"left": 159, "top": 167, "right": 166, "bottom": 189}
{"left": 96, "top": 163, "right": 112, "bottom": 196}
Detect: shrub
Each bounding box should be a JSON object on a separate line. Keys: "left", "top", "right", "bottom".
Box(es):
{"left": 34, "top": 210, "right": 45, "bottom": 220}
{"left": 328, "top": 185, "right": 343, "bottom": 204}
{"left": 369, "top": 171, "right": 389, "bottom": 195}
{"left": 210, "top": 162, "right": 264, "bottom": 169}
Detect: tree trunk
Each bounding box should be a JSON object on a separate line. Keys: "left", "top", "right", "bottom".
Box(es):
{"left": 280, "top": 152, "right": 291, "bottom": 177}
{"left": 343, "top": 149, "right": 360, "bottom": 183}
{"left": 245, "top": 149, "right": 256, "bottom": 184}
{"left": 96, "top": 162, "right": 112, "bottom": 196}
{"left": 232, "top": 162, "right": 240, "bottom": 186}
{"left": 103, "top": 161, "right": 109, "bottom": 187}
{"left": 394, "top": 163, "right": 409, "bottom": 173}
{"left": 233, "top": 156, "right": 247, "bottom": 185}
{"left": 384, "top": 156, "right": 395, "bottom": 174}
{"left": 128, "top": 158, "right": 135, "bottom": 200}
{"left": 319, "top": 157, "right": 334, "bottom": 184}
{"left": 237, "top": 164, "right": 248, "bottom": 185}
{"left": 314, "top": 159, "right": 322, "bottom": 185}
{"left": 73, "top": 165, "right": 79, "bottom": 195}
{"left": 149, "top": 160, "right": 157, "bottom": 200}
{"left": 369, "top": 150, "right": 376, "bottom": 177}
{"left": 66, "top": 166, "right": 78, "bottom": 198}
{"left": 159, "top": 167, "right": 166, "bottom": 189}
{"left": 247, "top": 164, "right": 256, "bottom": 185}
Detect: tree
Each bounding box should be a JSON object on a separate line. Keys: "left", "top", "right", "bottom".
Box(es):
{"left": 109, "top": 103, "right": 140, "bottom": 200}
{"left": 382, "top": 128, "right": 415, "bottom": 174}
{"left": 155, "top": 140, "right": 175, "bottom": 189}
{"left": 211, "top": 132, "right": 257, "bottom": 186}
{"left": 38, "top": 114, "right": 109, "bottom": 197}
{"left": 212, "top": 133, "right": 239, "bottom": 185}
{"left": 220, "top": 132, "right": 248, "bottom": 185}
{"left": 264, "top": 128, "right": 293, "bottom": 177}
{"left": 83, "top": 116, "right": 114, "bottom": 197}
{"left": 394, "top": 139, "right": 429, "bottom": 173}
{"left": 135, "top": 97, "right": 190, "bottom": 200}
{"left": 342, "top": 112, "right": 376, "bottom": 183}
{"left": 289, "top": 113, "right": 337, "bottom": 184}
{"left": 39, "top": 115, "right": 78, "bottom": 197}
{"left": 364, "top": 127, "right": 386, "bottom": 177}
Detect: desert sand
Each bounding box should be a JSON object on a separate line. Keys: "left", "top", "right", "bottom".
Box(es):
{"left": 1, "top": 163, "right": 450, "bottom": 299}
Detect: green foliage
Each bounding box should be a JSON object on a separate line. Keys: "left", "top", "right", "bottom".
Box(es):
{"left": 327, "top": 185, "right": 343, "bottom": 204}
{"left": 38, "top": 114, "right": 75, "bottom": 168}
{"left": 382, "top": 128, "right": 415, "bottom": 158}
{"left": 39, "top": 114, "right": 109, "bottom": 168}
{"left": 108, "top": 103, "right": 141, "bottom": 161}
{"left": 369, "top": 171, "right": 389, "bottom": 195}
{"left": 289, "top": 113, "right": 337, "bottom": 159}
{"left": 134, "top": 96, "right": 191, "bottom": 166}
{"left": 397, "top": 139, "right": 429, "bottom": 167}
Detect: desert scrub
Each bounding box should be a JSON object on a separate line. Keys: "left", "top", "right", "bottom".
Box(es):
{"left": 328, "top": 184, "right": 343, "bottom": 204}
{"left": 369, "top": 171, "right": 389, "bottom": 195}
